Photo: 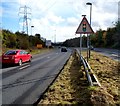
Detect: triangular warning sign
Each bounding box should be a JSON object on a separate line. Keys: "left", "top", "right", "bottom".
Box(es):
{"left": 76, "top": 17, "right": 94, "bottom": 34}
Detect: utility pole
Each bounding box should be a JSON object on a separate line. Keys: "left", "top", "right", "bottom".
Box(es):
{"left": 31, "top": 25, "right": 34, "bottom": 36}
{"left": 86, "top": 2, "right": 92, "bottom": 58}
{"left": 19, "top": 5, "right": 31, "bottom": 35}
{"left": 54, "top": 29, "right": 56, "bottom": 43}
{"left": 118, "top": 1, "right": 120, "bottom": 22}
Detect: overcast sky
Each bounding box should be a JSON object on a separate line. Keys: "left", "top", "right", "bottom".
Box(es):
{"left": 1, "top": 0, "right": 119, "bottom": 42}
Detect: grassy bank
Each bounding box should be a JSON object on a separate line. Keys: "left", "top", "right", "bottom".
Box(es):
{"left": 39, "top": 52, "right": 92, "bottom": 105}
{"left": 38, "top": 51, "right": 119, "bottom": 105}
{"left": 1, "top": 47, "right": 53, "bottom": 55}
{"left": 82, "top": 51, "right": 120, "bottom": 105}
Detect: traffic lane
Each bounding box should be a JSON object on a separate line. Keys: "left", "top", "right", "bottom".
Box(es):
{"left": 94, "top": 48, "right": 120, "bottom": 61}
{"left": 12, "top": 52, "right": 71, "bottom": 104}
{"left": 2, "top": 50, "right": 63, "bottom": 86}
{"left": 1, "top": 50, "right": 55, "bottom": 77}
{"left": 1, "top": 49, "right": 57, "bottom": 71}
{"left": 75, "top": 47, "right": 87, "bottom": 51}
{"left": 2, "top": 51, "right": 71, "bottom": 104}
{"left": 2, "top": 50, "right": 61, "bottom": 104}
{"left": 2, "top": 52, "right": 71, "bottom": 104}
{"left": 2, "top": 49, "right": 60, "bottom": 79}
{"left": 94, "top": 48, "right": 120, "bottom": 54}
{"left": 1, "top": 49, "right": 57, "bottom": 70}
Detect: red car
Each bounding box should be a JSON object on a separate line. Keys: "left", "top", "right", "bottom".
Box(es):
{"left": 1, "top": 50, "right": 32, "bottom": 66}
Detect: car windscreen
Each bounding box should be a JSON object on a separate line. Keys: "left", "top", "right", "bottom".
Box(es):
{"left": 4, "top": 51, "right": 18, "bottom": 55}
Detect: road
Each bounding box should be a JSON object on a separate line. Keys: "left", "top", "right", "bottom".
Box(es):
{"left": 94, "top": 48, "right": 120, "bottom": 61}
{"left": 75, "top": 47, "right": 120, "bottom": 61}
{"left": 1, "top": 49, "right": 71, "bottom": 104}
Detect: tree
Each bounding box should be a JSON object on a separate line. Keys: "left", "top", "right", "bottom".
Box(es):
{"left": 94, "top": 29, "right": 104, "bottom": 47}
{"left": 106, "top": 28, "right": 115, "bottom": 47}
{"left": 113, "top": 22, "right": 120, "bottom": 49}
{"left": 102, "top": 31, "right": 107, "bottom": 46}
{"left": 2, "top": 29, "right": 16, "bottom": 48}
{"left": 90, "top": 34, "right": 96, "bottom": 46}
{"left": 15, "top": 31, "right": 29, "bottom": 49}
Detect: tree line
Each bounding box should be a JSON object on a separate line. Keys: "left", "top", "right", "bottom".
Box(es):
{"left": 1, "top": 29, "right": 45, "bottom": 50}
{"left": 63, "top": 22, "right": 120, "bottom": 49}
{"left": 0, "top": 21, "right": 120, "bottom": 50}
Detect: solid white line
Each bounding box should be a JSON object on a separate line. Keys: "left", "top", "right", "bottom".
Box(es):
{"left": 19, "top": 65, "right": 30, "bottom": 70}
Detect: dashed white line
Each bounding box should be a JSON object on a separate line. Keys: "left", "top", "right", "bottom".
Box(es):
{"left": 47, "top": 57, "right": 50, "bottom": 58}
{"left": 19, "top": 65, "right": 30, "bottom": 70}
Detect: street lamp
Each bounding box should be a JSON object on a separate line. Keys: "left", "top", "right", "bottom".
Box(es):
{"left": 86, "top": 2, "right": 92, "bottom": 25}
{"left": 31, "top": 25, "right": 34, "bottom": 36}
{"left": 54, "top": 29, "right": 56, "bottom": 43}
{"left": 86, "top": 2, "right": 92, "bottom": 58}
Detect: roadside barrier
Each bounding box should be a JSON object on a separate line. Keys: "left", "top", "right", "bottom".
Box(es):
{"left": 75, "top": 49, "right": 101, "bottom": 86}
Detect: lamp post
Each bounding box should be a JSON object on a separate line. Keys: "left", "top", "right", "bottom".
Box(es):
{"left": 86, "top": 2, "right": 92, "bottom": 58}
{"left": 31, "top": 25, "right": 34, "bottom": 36}
{"left": 54, "top": 29, "right": 56, "bottom": 43}
{"left": 86, "top": 2, "right": 92, "bottom": 25}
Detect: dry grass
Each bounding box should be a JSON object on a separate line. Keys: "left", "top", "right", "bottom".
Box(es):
{"left": 38, "top": 51, "right": 119, "bottom": 106}
{"left": 39, "top": 52, "right": 92, "bottom": 105}
{"left": 1, "top": 48, "right": 52, "bottom": 55}
{"left": 82, "top": 51, "right": 120, "bottom": 105}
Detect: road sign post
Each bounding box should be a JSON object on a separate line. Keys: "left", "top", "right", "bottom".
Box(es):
{"left": 88, "top": 34, "right": 90, "bottom": 58}
{"left": 87, "top": 34, "right": 89, "bottom": 61}
{"left": 75, "top": 15, "right": 94, "bottom": 61}
{"left": 80, "top": 34, "right": 82, "bottom": 56}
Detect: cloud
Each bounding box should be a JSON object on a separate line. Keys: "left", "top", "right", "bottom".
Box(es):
{"left": 47, "top": 12, "right": 65, "bottom": 24}
{"left": 55, "top": 26, "right": 77, "bottom": 42}
{"left": 67, "top": 17, "right": 79, "bottom": 26}
{"left": 31, "top": 17, "right": 77, "bottom": 42}
{"left": 1, "top": 0, "right": 119, "bottom": 42}
{"left": 92, "top": 21, "right": 100, "bottom": 27}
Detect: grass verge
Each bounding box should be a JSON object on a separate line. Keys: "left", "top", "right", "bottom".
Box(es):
{"left": 38, "top": 51, "right": 119, "bottom": 105}
{"left": 39, "top": 52, "right": 93, "bottom": 105}
{"left": 82, "top": 51, "right": 120, "bottom": 105}
{"left": 1, "top": 48, "right": 53, "bottom": 55}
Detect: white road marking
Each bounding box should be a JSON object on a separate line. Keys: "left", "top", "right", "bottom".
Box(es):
{"left": 19, "top": 65, "right": 30, "bottom": 70}
{"left": 0, "top": 69, "right": 2, "bottom": 74}
{"left": 47, "top": 57, "right": 50, "bottom": 58}
{"left": 111, "top": 54, "right": 118, "bottom": 57}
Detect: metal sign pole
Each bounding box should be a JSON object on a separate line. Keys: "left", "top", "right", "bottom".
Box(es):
{"left": 87, "top": 34, "right": 89, "bottom": 61}
{"left": 80, "top": 34, "right": 82, "bottom": 56}
{"left": 88, "top": 34, "right": 91, "bottom": 58}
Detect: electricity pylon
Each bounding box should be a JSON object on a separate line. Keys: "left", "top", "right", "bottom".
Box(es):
{"left": 19, "top": 5, "right": 31, "bottom": 35}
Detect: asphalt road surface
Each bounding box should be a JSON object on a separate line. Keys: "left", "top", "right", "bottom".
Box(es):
{"left": 75, "top": 47, "right": 119, "bottom": 61}
{"left": 94, "top": 48, "right": 120, "bottom": 61}
{"left": 1, "top": 49, "right": 71, "bottom": 104}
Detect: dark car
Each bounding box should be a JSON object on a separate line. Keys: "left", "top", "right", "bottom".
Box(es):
{"left": 61, "top": 47, "right": 67, "bottom": 52}
{"left": 0, "top": 50, "right": 32, "bottom": 66}
{"left": 90, "top": 46, "right": 94, "bottom": 50}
